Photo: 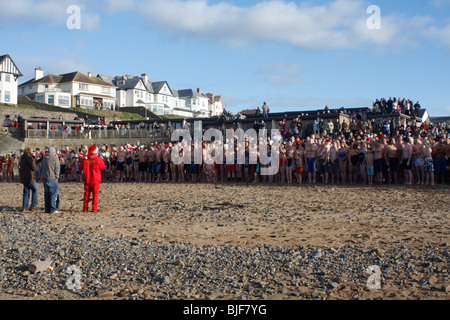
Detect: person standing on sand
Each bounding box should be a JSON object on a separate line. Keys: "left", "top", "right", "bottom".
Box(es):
{"left": 19, "top": 147, "right": 38, "bottom": 212}
{"left": 41, "top": 147, "right": 60, "bottom": 214}
{"left": 423, "top": 139, "right": 434, "bottom": 186}
{"left": 373, "top": 141, "right": 384, "bottom": 184}
{"left": 80, "top": 145, "right": 106, "bottom": 213}
{"left": 402, "top": 137, "right": 413, "bottom": 185}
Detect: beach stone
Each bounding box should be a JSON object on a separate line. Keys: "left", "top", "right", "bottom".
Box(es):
{"left": 313, "top": 249, "right": 322, "bottom": 258}
{"left": 97, "top": 290, "right": 115, "bottom": 298}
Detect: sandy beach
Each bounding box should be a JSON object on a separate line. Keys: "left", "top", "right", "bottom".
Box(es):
{"left": 0, "top": 181, "right": 449, "bottom": 300}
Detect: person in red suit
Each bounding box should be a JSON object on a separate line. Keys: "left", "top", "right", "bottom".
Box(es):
{"left": 80, "top": 145, "right": 105, "bottom": 212}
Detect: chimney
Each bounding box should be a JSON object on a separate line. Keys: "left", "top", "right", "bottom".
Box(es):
{"left": 35, "top": 67, "right": 44, "bottom": 80}
{"left": 141, "top": 73, "right": 148, "bottom": 83}
{"left": 88, "top": 72, "right": 92, "bottom": 78}
{"left": 197, "top": 88, "right": 201, "bottom": 94}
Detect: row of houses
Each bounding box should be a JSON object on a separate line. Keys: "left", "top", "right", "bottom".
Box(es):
{"left": 0, "top": 54, "right": 224, "bottom": 118}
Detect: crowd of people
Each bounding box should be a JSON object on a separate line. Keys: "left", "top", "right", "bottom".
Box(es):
{"left": 3, "top": 106, "right": 450, "bottom": 214}
{"left": 372, "top": 97, "right": 422, "bottom": 117}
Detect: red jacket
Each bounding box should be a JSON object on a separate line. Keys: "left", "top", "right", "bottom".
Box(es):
{"left": 80, "top": 154, "right": 105, "bottom": 184}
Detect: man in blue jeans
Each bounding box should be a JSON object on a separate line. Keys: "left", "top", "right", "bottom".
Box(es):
{"left": 19, "top": 147, "right": 38, "bottom": 212}
{"left": 40, "top": 147, "right": 61, "bottom": 214}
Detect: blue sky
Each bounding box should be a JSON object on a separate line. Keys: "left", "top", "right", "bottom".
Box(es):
{"left": 1, "top": 0, "right": 449, "bottom": 116}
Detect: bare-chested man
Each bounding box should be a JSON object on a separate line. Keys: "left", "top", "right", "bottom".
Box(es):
{"left": 294, "top": 142, "right": 305, "bottom": 184}
{"left": 138, "top": 145, "right": 148, "bottom": 182}
{"left": 162, "top": 145, "right": 171, "bottom": 181}
{"left": 412, "top": 138, "right": 425, "bottom": 184}
{"left": 330, "top": 140, "right": 339, "bottom": 184}
{"left": 432, "top": 137, "right": 447, "bottom": 184}
{"left": 285, "top": 140, "right": 296, "bottom": 184}
{"left": 147, "top": 145, "right": 156, "bottom": 182}
{"left": 116, "top": 145, "right": 127, "bottom": 182}
{"left": 64, "top": 145, "right": 71, "bottom": 181}
{"left": 203, "top": 142, "right": 216, "bottom": 183}
{"left": 155, "top": 145, "right": 163, "bottom": 182}
{"left": 402, "top": 137, "right": 413, "bottom": 185}
{"left": 317, "top": 139, "right": 331, "bottom": 184}
{"left": 364, "top": 142, "right": 375, "bottom": 185}
{"left": 423, "top": 139, "right": 434, "bottom": 185}
{"left": 278, "top": 143, "right": 287, "bottom": 183}
{"left": 385, "top": 138, "right": 399, "bottom": 184}
{"left": 373, "top": 140, "right": 384, "bottom": 184}
{"left": 305, "top": 137, "right": 318, "bottom": 183}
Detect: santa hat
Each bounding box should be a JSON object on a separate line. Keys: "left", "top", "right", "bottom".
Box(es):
{"left": 326, "top": 138, "right": 331, "bottom": 143}
{"left": 88, "top": 145, "right": 98, "bottom": 156}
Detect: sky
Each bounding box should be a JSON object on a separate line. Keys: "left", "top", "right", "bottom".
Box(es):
{"left": 1, "top": 0, "right": 449, "bottom": 116}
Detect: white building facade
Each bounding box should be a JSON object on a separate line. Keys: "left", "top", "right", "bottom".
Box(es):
{"left": 0, "top": 54, "right": 23, "bottom": 104}
{"left": 100, "top": 73, "right": 224, "bottom": 118}
{"left": 19, "top": 69, "right": 116, "bottom": 109}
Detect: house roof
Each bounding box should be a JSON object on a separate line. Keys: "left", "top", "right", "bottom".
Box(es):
{"left": 19, "top": 71, "right": 116, "bottom": 87}
{"left": 416, "top": 108, "right": 428, "bottom": 119}
{"left": 0, "top": 54, "right": 23, "bottom": 77}
{"left": 152, "top": 81, "right": 168, "bottom": 94}
{"left": 177, "top": 89, "right": 204, "bottom": 99}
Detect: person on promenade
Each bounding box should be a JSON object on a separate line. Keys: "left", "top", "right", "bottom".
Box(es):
{"left": 19, "top": 147, "right": 38, "bottom": 212}
{"left": 80, "top": 145, "right": 106, "bottom": 213}
{"left": 41, "top": 147, "right": 61, "bottom": 214}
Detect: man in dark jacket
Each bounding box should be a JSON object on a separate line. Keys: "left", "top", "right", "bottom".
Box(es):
{"left": 41, "top": 147, "right": 60, "bottom": 214}
{"left": 19, "top": 147, "right": 38, "bottom": 212}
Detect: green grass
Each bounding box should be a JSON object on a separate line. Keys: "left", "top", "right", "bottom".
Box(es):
{"left": 161, "top": 115, "right": 192, "bottom": 119}
{"left": 0, "top": 103, "right": 37, "bottom": 110}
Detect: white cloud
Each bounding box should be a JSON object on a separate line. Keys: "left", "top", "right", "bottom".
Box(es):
{"left": 135, "top": 0, "right": 409, "bottom": 50}
{"left": 425, "top": 22, "right": 450, "bottom": 50}
{"left": 0, "top": 0, "right": 100, "bottom": 30}
{"left": 103, "top": 0, "right": 135, "bottom": 13}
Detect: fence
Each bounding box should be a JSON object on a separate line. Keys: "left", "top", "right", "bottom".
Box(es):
{"left": 27, "top": 128, "right": 170, "bottom": 140}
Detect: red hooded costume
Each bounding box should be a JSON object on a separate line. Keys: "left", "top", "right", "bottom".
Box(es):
{"left": 80, "top": 145, "right": 105, "bottom": 212}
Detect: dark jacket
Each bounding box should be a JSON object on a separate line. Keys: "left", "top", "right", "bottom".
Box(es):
{"left": 19, "top": 154, "right": 36, "bottom": 184}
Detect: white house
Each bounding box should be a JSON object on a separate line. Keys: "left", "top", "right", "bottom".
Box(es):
{"left": 19, "top": 69, "right": 116, "bottom": 109}
{"left": 205, "top": 93, "right": 225, "bottom": 117}
{"left": 100, "top": 72, "right": 224, "bottom": 118}
{"left": 0, "top": 54, "right": 23, "bottom": 104}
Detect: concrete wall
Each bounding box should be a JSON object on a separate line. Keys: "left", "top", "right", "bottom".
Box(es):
{"left": 23, "top": 136, "right": 172, "bottom": 151}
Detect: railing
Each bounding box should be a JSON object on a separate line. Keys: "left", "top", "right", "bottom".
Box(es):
{"left": 26, "top": 129, "right": 170, "bottom": 140}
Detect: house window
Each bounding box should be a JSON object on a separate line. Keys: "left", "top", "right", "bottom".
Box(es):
{"left": 5, "top": 74, "right": 11, "bottom": 82}
{"left": 79, "top": 83, "right": 88, "bottom": 91}
{"left": 4, "top": 91, "right": 11, "bottom": 102}
{"left": 0, "top": 73, "right": 2, "bottom": 81}
{"left": 102, "top": 87, "right": 110, "bottom": 94}
{"left": 37, "top": 95, "right": 45, "bottom": 103}
{"left": 48, "top": 95, "right": 54, "bottom": 105}
{"left": 58, "top": 96, "right": 70, "bottom": 106}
